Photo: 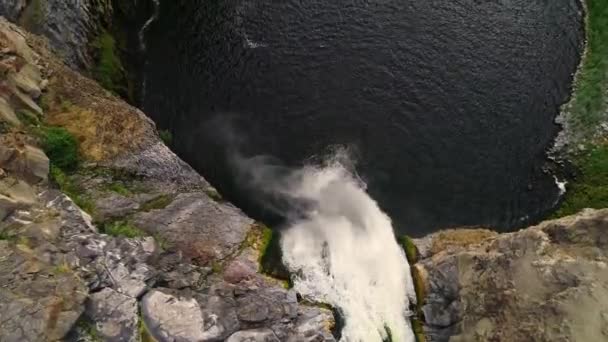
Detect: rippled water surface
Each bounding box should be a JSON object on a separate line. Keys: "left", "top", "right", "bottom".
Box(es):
{"left": 144, "top": 0, "right": 584, "bottom": 236}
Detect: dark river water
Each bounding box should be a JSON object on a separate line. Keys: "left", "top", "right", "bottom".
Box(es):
{"left": 143, "top": 0, "right": 584, "bottom": 236}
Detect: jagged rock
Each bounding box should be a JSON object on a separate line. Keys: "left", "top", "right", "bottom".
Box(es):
{"left": 0, "top": 240, "right": 88, "bottom": 342}
{"left": 0, "top": 176, "right": 36, "bottom": 220}
{"left": 86, "top": 288, "right": 139, "bottom": 342}
{"left": 0, "top": 134, "right": 49, "bottom": 184}
{"left": 227, "top": 329, "right": 280, "bottom": 342}
{"left": 416, "top": 209, "right": 608, "bottom": 342}
{"left": 141, "top": 289, "right": 224, "bottom": 342}
{"left": 133, "top": 192, "right": 254, "bottom": 265}
{"left": 0, "top": 96, "right": 20, "bottom": 125}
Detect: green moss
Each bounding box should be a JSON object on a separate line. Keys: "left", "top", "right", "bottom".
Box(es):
{"left": 107, "top": 182, "right": 132, "bottom": 196}
{"left": 39, "top": 126, "right": 79, "bottom": 172}
{"left": 102, "top": 220, "right": 147, "bottom": 238}
{"left": 204, "top": 188, "right": 223, "bottom": 202}
{"left": 398, "top": 235, "right": 418, "bottom": 264}
{"left": 76, "top": 319, "right": 101, "bottom": 342}
{"left": 567, "top": 0, "right": 608, "bottom": 134}
{"left": 411, "top": 318, "right": 427, "bottom": 342}
{"left": 19, "top": 0, "right": 46, "bottom": 31}
{"left": 140, "top": 194, "right": 174, "bottom": 212}
{"left": 138, "top": 311, "right": 157, "bottom": 342}
{"left": 91, "top": 30, "right": 127, "bottom": 95}
{"left": 257, "top": 224, "right": 293, "bottom": 287}
{"left": 16, "top": 110, "right": 41, "bottom": 127}
{"left": 50, "top": 166, "right": 96, "bottom": 215}
{"left": 159, "top": 129, "right": 173, "bottom": 146}
{"left": 554, "top": 144, "right": 608, "bottom": 217}
{"left": 52, "top": 262, "right": 71, "bottom": 275}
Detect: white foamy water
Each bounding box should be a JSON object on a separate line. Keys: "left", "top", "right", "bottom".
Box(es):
{"left": 280, "top": 158, "right": 416, "bottom": 342}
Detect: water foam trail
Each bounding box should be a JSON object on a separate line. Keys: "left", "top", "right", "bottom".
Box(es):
{"left": 279, "top": 158, "right": 416, "bottom": 342}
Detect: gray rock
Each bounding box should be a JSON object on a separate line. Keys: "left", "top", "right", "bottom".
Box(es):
{"left": 227, "top": 329, "right": 280, "bottom": 342}
{"left": 0, "top": 0, "right": 26, "bottom": 21}
{"left": 86, "top": 288, "right": 138, "bottom": 342}
{"left": 133, "top": 192, "right": 253, "bottom": 265}
{"left": 141, "top": 289, "right": 230, "bottom": 342}
{"left": 417, "top": 209, "right": 608, "bottom": 342}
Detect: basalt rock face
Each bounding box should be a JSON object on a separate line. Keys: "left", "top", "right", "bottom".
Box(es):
{"left": 0, "top": 0, "right": 112, "bottom": 70}
{"left": 0, "top": 18, "right": 335, "bottom": 342}
{"left": 414, "top": 212, "right": 608, "bottom": 342}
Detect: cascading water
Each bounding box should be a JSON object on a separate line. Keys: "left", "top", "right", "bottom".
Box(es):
{"left": 275, "top": 156, "right": 416, "bottom": 342}
{"left": 230, "top": 148, "right": 417, "bottom": 341}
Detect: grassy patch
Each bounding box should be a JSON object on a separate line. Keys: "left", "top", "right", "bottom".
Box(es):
{"left": 52, "top": 262, "right": 71, "bottom": 275}
{"left": 398, "top": 235, "right": 418, "bottom": 264}
{"left": 16, "top": 110, "right": 41, "bottom": 127}
{"left": 91, "top": 30, "right": 127, "bottom": 95}
{"left": 102, "top": 220, "right": 147, "bottom": 238}
{"left": 554, "top": 144, "right": 608, "bottom": 217}
{"left": 39, "top": 126, "right": 79, "bottom": 172}
{"left": 140, "top": 194, "right": 174, "bottom": 212}
{"left": 50, "top": 166, "right": 96, "bottom": 214}
{"left": 566, "top": 0, "right": 608, "bottom": 135}
{"left": 107, "top": 182, "right": 132, "bottom": 196}
{"left": 76, "top": 318, "right": 101, "bottom": 342}
{"left": 204, "top": 188, "right": 223, "bottom": 202}
{"left": 159, "top": 129, "right": 173, "bottom": 146}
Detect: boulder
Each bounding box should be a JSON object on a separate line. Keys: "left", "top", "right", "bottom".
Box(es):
{"left": 86, "top": 288, "right": 139, "bottom": 342}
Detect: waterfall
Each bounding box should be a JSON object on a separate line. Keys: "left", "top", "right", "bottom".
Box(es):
{"left": 138, "top": 0, "right": 159, "bottom": 103}
{"left": 230, "top": 148, "right": 417, "bottom": 341}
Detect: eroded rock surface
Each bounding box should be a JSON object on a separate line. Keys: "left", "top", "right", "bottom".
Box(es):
{"left": 415, "top": 211, "right": 608, "bottom": 342}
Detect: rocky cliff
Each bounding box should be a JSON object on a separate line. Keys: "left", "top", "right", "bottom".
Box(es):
{"left": 412, "top": 212, "right": 608, "bottom": 342}
{"left": 0, "top": 17, "right": 334, "bottom": 341}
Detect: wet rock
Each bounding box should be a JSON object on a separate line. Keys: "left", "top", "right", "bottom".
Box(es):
{"left": 86, "top": 288, "right": 139, "bottom": 342}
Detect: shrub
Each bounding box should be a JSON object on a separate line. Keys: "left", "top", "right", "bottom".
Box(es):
{"left": 92, "top": 31, "right": 127, "bottom": 95}
{"left": 103, "top": 221, "right": 146, "bottom": 238}
{"left": 159, "top": 129, "right": 173, "bottom": 145}
{"left": 40, "top": 126, "right": 79, "bottom": 171}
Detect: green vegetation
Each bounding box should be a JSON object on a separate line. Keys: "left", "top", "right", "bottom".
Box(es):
{"left": 204, "top": 188, "right": 223, "bottom": 202}
{"left": 398, "top": 235, "right": 427, "bottom": 342}
{"left": 107, "top": 182, "right": 132, "bottom": 196}
{"left": 138, "top": 312, "right": 157, "bottom": 342}
{"left": 52, "top": 262, "right": 71, "bottom": 275}
{"left": 102, "top": 220, "right": 147, "bottom": 238}
{"left": 76, "top": 318, "right": 101, "bottom": 342}
{"left": 566, "top": 0, "right": 608, "bottom": 134}
{"left": 140, "top": 194, "right": 174, "bottom": 212}
{"left": 553, "top": 0, "right": 608, "bottom": 217}
{"left": 554, "top": 145, "right": 608, "bottom": 217}
{"left": 16, "top": 110, "right": 41, "bottom": 127}
{"left": 411, "top": 318, "right": 426, "bottom": 342}
{"left": 91, "top": 30, "right": 127, "bottom": 95}
{"left": 398, "top": 235, "right": 418, "bottom": 264}
{"left": 19, "top": 0, "right": 46, "bottom": 31}
{"left": 50, "top": 166, "right": 96, "bottom": 214}
{"left": 159, "top": 129, "right": 173, "bottom": 146}
{"left": 40, "top": 126, "right": 79, "bottom": 171}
